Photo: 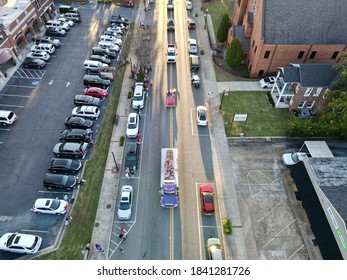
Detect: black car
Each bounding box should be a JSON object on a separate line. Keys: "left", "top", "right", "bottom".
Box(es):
{"left": 43, "top": 173, "right": 79, "bottom": 190}
{"left": 48, "top": 158, "right": 83, "bottom": 174}
{"left": 90, "top": 55, "right": 111, "bottom": 65}
{"left": 92, "top": 47, "right": 117, "bottom": 59}
{"left": 110, "top": 15, "right": 129, "bottom": 26}
{"left": 59, "top": 128, "right": 93, "bottom": 143}
{"left": 125, "top": 143, "right": 140, "bottom": 170}
{"left": 45, "top": 27, "right": 66, "bottom": 37}
{"left": 22, "top": 58, "right": 46, "bottom": 69}
{"left": 83, "top": 74, "right": 111, "bottom": 89}
{"left": 74, "top": 95, "right": 101, "bottom": 107}
{"left": 65, "top": 116, "right": 94, "bottom": 129}
{"left": 53, "top": 142, "right": 89, "bottom": 159}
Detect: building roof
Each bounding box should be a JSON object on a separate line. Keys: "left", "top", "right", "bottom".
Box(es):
{"left": 280, "top": 64, "right": 340, "bottom": 88}
{"left": 0, "top": 0, "right": 30, "bottom": 30}
{"left": 309, "top": 157, "right": 347, "bottom": 225}
{"left": 263, "top": 0, "right": 347, "bottom": 45}
{"left": 232, "top": 25, "right": 250, "bottom": 51}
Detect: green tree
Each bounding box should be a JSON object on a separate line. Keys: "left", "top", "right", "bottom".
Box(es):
{"left": 226, "top": 38, "right": 243, "bottom": 68}
{"left": 216, "top": 13, "right": 231, "bottom": 43}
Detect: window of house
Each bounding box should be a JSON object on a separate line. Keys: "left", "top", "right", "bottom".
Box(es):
{"left": 252, "top": 1, "right": 257, "bottom": 14}
{"left": 313, "top": 88, "right": 322, "bottom": 96}
{"left": 304, "top": 88, "right": 312, "bottom": 96}
{"left": 298, "top": 100, "right": 306, "bottom": 108}
{"left": 252, "top": 40, "right": 255, "bottom": 47}
{"left": 306, "top": 100, "right": 315, "bottom": 109}
{"left": 309, "top": 51, "right": 317, "bottom": 59}
{"left": 264, "top": 51, "right": 270, "bottom": 59}
{"left": 254, "top": 46, "right": 257, "bottom": 54}
{"left": 258, "top": 70, "right": 264, "bottom": 76}
{"left": 249, "top": 64, "right": 252, "bottom": 71}
{"left": 331, "top": 51, "right": 339, "bottom": 59}
{"left": 297, "top": 51, "right": 304, "bottom": 59}
{"left": 34, "top": 0, "right": 41, "bottom": 9}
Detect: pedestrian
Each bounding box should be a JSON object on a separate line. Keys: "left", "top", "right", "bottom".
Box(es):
{"left": 138, "top": 110, "right": 141, "bottom": 120}
{"left": 120, "top": 247, "right": 124, "bottom": 254}
{"left": 95, "top": 243, "right": 105, "bottom": 254}
{"left": 137, "top": 132, "right": 141, "bottom": 143}
{"left": 148, "top": 65, "right": 152, "bottom": 72}
{"left": 65, "top": 215, "right": 72, "bottom": 226}
{"left": 125, "top": 167, "right": 130, "bottom": 179}
{"left": 137, "top": 104, "right": 141, "bottom": 113}
{"left": 130, "top": 169, "right": 135, "bottom": 178}
{"left": 119, "top": 233, "right": 123, "bottom": 239}
{"left": 63, "top": 194, "right": 68, "bottom": 201}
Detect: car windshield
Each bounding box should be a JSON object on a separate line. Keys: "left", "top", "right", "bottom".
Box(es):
{"left": 134, "top": 95, "right": 143, "bottom": 101}
{"left": 203, "top": 192, "right": 213, "bottom": 204}
{"left": 199, "top": 112, "right": 206, "bottom": 120}
{"left": 50, "top": 199, "right": 61, "bottom": 210}
{"left": 291, "top": 153, "right": 300, "bottom": 163}
{"left": 119, "top": 201, "right": 130, "bottom": 210}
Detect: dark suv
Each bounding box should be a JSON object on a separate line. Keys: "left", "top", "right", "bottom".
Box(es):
{"left": 48, "top": 158, "right": 83, "bottom": 174}
{"left": 53, "top": 142, "right": 89, "bottom": 159}
{"left": 43, "top": 173, "right": 79, "bottom": 190}
{"left": 59, "top": 129, "right": 93, "bottom": 143}
{"left": 83, "top": 75, "right": 110, "bottom": 89}
{"left": 91, "top": 47, "right": 117, "bottom": 59}
{"left": 125, "top": 143, "right": 140, "bottom": 170}
{"left": 74, "top": 95, "right": 101, "bottom": 106}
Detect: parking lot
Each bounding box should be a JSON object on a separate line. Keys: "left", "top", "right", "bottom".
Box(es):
{"left": 0, "top": 5, "right": 134, "bottom": 259}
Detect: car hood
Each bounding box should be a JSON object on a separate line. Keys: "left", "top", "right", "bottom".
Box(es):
{"left": 160, "top": 194, "right": 179, "bottom": 208}
{"left": 118, "top": 207, "right": 131, "bottom": 220}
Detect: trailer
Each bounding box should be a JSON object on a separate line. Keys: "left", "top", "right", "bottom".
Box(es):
{"left": 166, "top": 88, "right": 177, "bottom": 107}
{"left": 160, "top": 148, "right": 179, "bottom": 208}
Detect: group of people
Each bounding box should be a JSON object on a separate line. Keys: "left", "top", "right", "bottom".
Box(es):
{"left": 125, "top": 166, "right": 136, "bottom": 179}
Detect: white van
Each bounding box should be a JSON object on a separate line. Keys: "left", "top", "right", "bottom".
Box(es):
{"left": 64, "top": 13, "right": 81, "bottom": 22}
{"left": 98, "top": 41, "right": 120, "bottom": 53}
{"left": 0, "top": 110, "right": 17, "bottom": 126}
{"left": 83, "top": 60, "right": 108, "bottom": 73}
{"left": 46, "top": 20, "right": 70, "bottom": 31}
{"left": 132, "top": 82, "right": 144, "bottom": 109}
{"left": 30, "top": 43, "right": 55, "bottom": 54}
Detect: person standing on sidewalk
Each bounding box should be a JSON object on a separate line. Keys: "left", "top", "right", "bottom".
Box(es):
{"left": 95, "top": 243, "right": 105, "bottom": 254}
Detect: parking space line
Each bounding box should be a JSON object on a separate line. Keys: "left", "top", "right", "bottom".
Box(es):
{"left": 38, "top": 190, "right": 72, "bottom": 195}
{"left": 21, "top": 229, "right": 50, "bottom": 234}
{"left": 262, "top": 219, "right": 296, "bottom": 249}
{"left": 5, "top": 85, "right": 36, "bottom": 89}
{"left": 0, "top": 94, "right": 31, "bottom": 98}
{"left": 0, "top": 216, "right": 14, "bottom": 221}
{"left": 288, "top": 244, "right": 305, "bottom": 260}
{"left": 0, "top": 128, "right": 11, "bottom": 131}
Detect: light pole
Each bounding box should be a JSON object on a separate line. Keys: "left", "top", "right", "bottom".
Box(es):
{"left": 219, "top": 89, "right": 228, "bottom": 110}
{"left": 204, "top": 9, "right": 209, "bottom": 29}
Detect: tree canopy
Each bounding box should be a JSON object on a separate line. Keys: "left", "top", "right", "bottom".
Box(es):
{"left": 226, "top": 38, "right": 243, "bottom": 68}
{"left": 216, "top": 13, "right": 231, "bottom": 43}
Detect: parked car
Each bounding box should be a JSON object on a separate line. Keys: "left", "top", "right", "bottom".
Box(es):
{"left": 167, "top": 1, "right": 174, "bottom": 10}
{"left": 59, "top": 128, "right": 93, "bottom": 143}
{"left": 98, "top": 41, "right": 120, "bottom": 53}
{"left": 187, "top": 18, "right": 196, "bottom": 29}
{"left": 0, "top": 110, "right": 17, "bottom": 126}
{"left": 200, "top": 184, "right": 214, "bottom": 215}
{"left": 83, "top": 74, "right": 111, "bottom": 89}
{"left": 282, "top": 152, "right": 307, "bottom": 166}
{"left": 32, "top": 198, "right": 69, "bottom": 215}
{"left": 197, "top": 106, "right": 208, "bottom": 126}
{"left": 26, "top": 50, "right": 50, "bottom": 61}
{"left": 110, "top": 15, "right": 129, "bottom": 26}
{"left": 117, "top": 185, "right": 133, "bottom": 220}
{"left": 65, "top": 116, "right": 94, "bottom": 129}
{"left": 43, "top": 173, "right": 79, "bottom": 190}
{"left": 45, "top": 27, "right": 67, "bottom": 37}
{"left": 90, "top": 54, "right": 111, "bottom": 65}
{"left": 72, "top": 106, "right": 100, "bottom": 120}
{"left": 100, "top": 35, "right": 122, "bottom": 47}
{"left": 167, "top": 18, "right": 175, "bottom": 31}
{"left": 125, "top": 143, "right": 140, "bottom": 171}
{"left": 46, "top": 20, "right": 70, "bottom": 31}
{"left": 56, "top": 17, "right": 74, "bottom": 27}
{"left": 188, "top": 38, "right": 198, "bottom": 54}
{"left": 0, "top": 232, "right": 42, "bottom": 254}
{"left": 53, "top": 142, "right": 89, "bottom": 159}
{"left": 84, "top": 87, "right": 108, "bottom": 99}
{"left": 74, "top": 95, "right": 101, "bottom": 107}
{"left": 103, "top": 30, "right": 122, "bottom": 38}
{"left": 34, "top": 36, "right": 61, "bottom": 48}
{"left": 106, "top": 26, "right": 123, "bottom": 36}
{"left": 30, "top": 43, "right": 55, "bottom": 54}
{"left": 126, "top": 112, "right": 139, "bottom": 138}
{"left": 22, "top": 58, "right": 46, "bottom": 69}
{"left": 48, "top": 158, "right": 83, "bottom": 174}
{"left": 206, "top": 238, "right": 223, "bottom": 260}
{"left": 186, "top": 0, "right": 193, "bottom": 10}
{"left": 259, "top": 76, "right": 276, "bottom": 88}
{"left": 91, "top": 47, "right": 117, "bottom": 59}
{"left": 132, "top": 82, "right": 144, "bottom": 109}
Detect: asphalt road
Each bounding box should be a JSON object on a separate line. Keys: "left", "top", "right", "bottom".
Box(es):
{"left": 0, "top": 4, "right": 134, "bottom": 260}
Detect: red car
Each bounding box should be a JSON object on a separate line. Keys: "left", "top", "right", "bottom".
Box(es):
{"left": 200, "top": 184, "right": 214, "bottom": 215}
{"left": 84, "top": 87, "right": 108, "bottom": 99}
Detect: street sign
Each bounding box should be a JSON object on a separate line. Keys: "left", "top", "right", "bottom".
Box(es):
{"left": 233, "top": 114, "right": 248, "bottom": 122}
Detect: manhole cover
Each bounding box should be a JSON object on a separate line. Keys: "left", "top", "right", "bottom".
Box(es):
{"left": 106, "top": 204, "right": 111, "bottom": 209}
{"left": 95, "top": 222, "right": 100, "bottom": 227}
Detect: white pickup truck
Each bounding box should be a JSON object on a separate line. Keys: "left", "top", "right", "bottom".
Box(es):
{"left": 167, "top": 44, "right": 176, "bottom": 63}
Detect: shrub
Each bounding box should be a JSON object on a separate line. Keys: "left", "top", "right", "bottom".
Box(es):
{"left": 226, "top": 38, "right": 243, "bottom": 68}
{"left": 266, "top": 92, "right": 275, "bottom": 107}
{"left": 216, "top": 13, "right": 231, "bottom": 43}
{"left": 128, "top": 91, "right": 132, "bottom": 99}
{"left": 200, "top": 49, "right": 205, "bottom": 55}
{"left": 119, "top": 136, "right": 125, "bottom": 146}
{"left": 222, "top": 218, "right": 232, "bottom": 234}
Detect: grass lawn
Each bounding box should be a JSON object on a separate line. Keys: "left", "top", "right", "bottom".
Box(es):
{"left": 221, "top": 91, "right": 293, "bottom": 137}
{"left": 37, "top": 25, "right": 133, "bottom": 260}
{"left": 202, "top": 0, "right": 233, "bottom": 35}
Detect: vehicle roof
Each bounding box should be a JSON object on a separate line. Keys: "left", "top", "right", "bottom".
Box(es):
{"left": 34, "top": 198, "right": 56, "bottom": 208}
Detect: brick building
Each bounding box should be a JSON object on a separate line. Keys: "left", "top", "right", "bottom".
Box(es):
{"left": 270, "top": 63, "right": 340, "bottom": 114}
{"left": 0, "top": 0, "right": 55, "bottom": 78}
{"left": 229, "top": 0, "right": 347, "bottom": 78}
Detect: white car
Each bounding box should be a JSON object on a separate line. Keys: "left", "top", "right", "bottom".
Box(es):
{"left": 117, "top": 185, "right": 133, "bottom": 220}
{"left": 26, "top": 50, "right": 50, "bottom": 61}
{"left": 98, "top": 41, "right": 120, "bottom": 53}
{"left": 106, "top": 26, "right": 124, "bottom": 35}
{"left": 0, "top": 232, "right": 42, "bottom": 254}
{"left": 166, "top": 44, "right": 176, "bottom": 63}
{"left": 186, "top": 1, "right": 193, "bottom": 10}
{"left": 72, "top": 106, "right": 100, "bottom": 120}
{"left": 132, "top": 82, "right": 144, "bottom": 109}
{"left": 282, "top": 152, "right": 307, "bottom": 166}
{"left": 259, "top": 76, "right": 276, "bottom": 88}
{"left": 167, "top": 1, "right": 174, "bottom": 10}
{"left": 56, "top": 17, "right": 74, "bottom": 27}
{"left": 188, "top": 38, "right": 198, "bottom": 54}
{"left": 126, "top": 112, "right": 139, "bottom": 138}
{"left": 197, "top": 106, "right": 208, "bottom": 126}
{"left": 32, "top": 198, "right": 69, "bottom": 215}
{"left": 100, "top": 35, "right": 122, "bottom": 47}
